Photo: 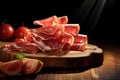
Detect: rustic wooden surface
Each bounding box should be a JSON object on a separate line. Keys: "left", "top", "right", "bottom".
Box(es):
{"left": 0, "top": 43, "right": 103, "bottom": 68}
{"left": 0, "top": 41, "right": 120, "bottom": 80}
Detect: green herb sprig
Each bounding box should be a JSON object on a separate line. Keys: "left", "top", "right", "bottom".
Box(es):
{"left": 16, "top": 54, "right": 26, "bottom": 60}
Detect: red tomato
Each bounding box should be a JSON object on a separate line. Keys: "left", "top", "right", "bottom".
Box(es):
{"left": 14, "top": 26, "right": 32, "bottom": 40}
{"left": 0, "top": 23, "right": 15, "bottom": 41}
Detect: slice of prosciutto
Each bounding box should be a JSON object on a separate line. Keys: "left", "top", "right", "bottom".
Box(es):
{"left": 31, "top": 27, "right": 74, "bottom": 54}
{"left": 73, "top": 34, "right": 87, "bottom": 43}
{"left": 63, "top": 24, "right": 80, "bottom": 34}
{"left": 1, "top": 15, "right": 88, "bottom": 55}
{"left": 33, "top": 15, "right": 59, "bottom": 27}
{"left": 33, "top": 15, "right": 68, "bottom": 27}
{"left": 31, "top": 25, "right": 64, "bottom": 40}
{"left": 58, "top": 16, "right": 68, "bottom": 24}
{"left": 3, "top": 42, "right": 40, "bottom": 53}
{"left": 70, "top": 34, "right": 88, "bottom": 51}
{"left": 3, "top": 39, "right": 40, "bottom": 53}
{"left": 32, "top": 23, "right": 80, "bottom": 35}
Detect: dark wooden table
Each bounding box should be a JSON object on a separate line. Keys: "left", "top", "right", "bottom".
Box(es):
{"left": 0, "top": 40, "right": 120, "bottom": 80}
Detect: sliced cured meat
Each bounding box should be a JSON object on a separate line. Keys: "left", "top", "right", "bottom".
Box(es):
{"left": 33, "top": 15, "right": 68, "bottom": 27}
{"left": 31, "top": 25, "right": 64, "bottom": 40}
{"left": 70, "top": 42, "right": 87, "bottom": 51}
{"left": 42, "top": 39, "right": 65, "bottom": 53}
{"left": 61, "top": 33, "right": 74, "bottom": 46}
{"left": 32, "top": 26, "right": 59, "bottom": 35}
{"left": 1, "top": 15, "right": 88, "bottom": 56}
{"left": 33, "top": 15, "right": 59, "bottom": 27}
{"left": 70, "top": 34, "right": 88, "bottom": 51}
{"left": 16, "top": 42, "right": 40, "bottom": 53}
{"left": 58, "top": 16, "right": 68, "bottom": 24}
{"left": 1, "top": 43, "right": 17, "bottom": 51}
{"left": 32, "top": 38, "right": 67, "bottom": 54}
{"left": 32, "top": 38, "right": 51, "bottom": 52}
{"left": 3, "top": 42, "right": 40, "bottom": 53}
{"left": 32, "top": 36, "right": 73, "bottom": 54}
{"left": 73, "top": 34, "right": 87, "bottom": 43}
{"left": 63, "top": 24, "right": 80, "bottom": 34}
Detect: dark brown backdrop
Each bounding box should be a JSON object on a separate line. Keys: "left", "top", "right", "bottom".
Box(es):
{"left": 0, "top": 0, "right": 120, "bottom": 44}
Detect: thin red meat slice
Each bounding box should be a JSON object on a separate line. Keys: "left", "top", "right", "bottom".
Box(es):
{"left": 73, "top": 34, "right": 87, "bottom": 43}
{"left": 33, "top": 15, "right": 68, "bottom": 27}
{"left": 42, "top": 39, "right": 65, "bottom": 52}
{"left": 70, "top": 42, "right": 87, "bottom": 51}
{"left": 70, "top": 34, "right": 88, "bottom": 51}
{"left": 58, "top": 16, "right": 68, "bottom": 24}
{"left": 33, "top": 15, "right": 59, "bottom": 27}
{"left": 3, "top": 41, "right": 40, "bottom": 53}
{"left": 32, "top": 37, "right": 62, "bottom": 53}
{"left": 32, "top": 32, "right": 74, "bottom": 54}
{"left": 33, "top": 39, "right": 70, "bottom": 54}
{"left": 31, "top": 25, "right": 64, "bottom": 40}
{"left": 63, "top": 24, "right": 80, "bottom": 34}
{"left": 32, "top": 37, "right": 51, "bottom": 52}
{"left": 61, "top": 33, "right": 74, "bottom": 46}
{"left": 31, "top": 26, "right": 59, "bottom": 35}
{"left": 32, "top": 23, "right": 80, "bottom": 35}
{"left": 2, "top": 15, "right": 88, "bottom": 55}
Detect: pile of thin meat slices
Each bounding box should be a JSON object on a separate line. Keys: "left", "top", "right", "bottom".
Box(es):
{"left": 2, "top": 15, "right": 88, "bottom": 55}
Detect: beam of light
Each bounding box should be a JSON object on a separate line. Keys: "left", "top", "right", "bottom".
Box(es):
{"left": 91, "top": 68, "right": 99, "bottom": 79}
{"left": 72, "top": 0, "right": 108, "bottom": 36}
{"left": 86, "top": 0, "right": 107, "bottom": 36}
{"left": 72, "top": 0, "right": 96, "bottom": 24}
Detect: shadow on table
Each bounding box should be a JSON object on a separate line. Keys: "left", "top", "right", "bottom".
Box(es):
{"left": 40, "top": 63, "right": 103, "bottom": 74}
{"left": 0, "top": 63, "right": 103, "bottom": 80}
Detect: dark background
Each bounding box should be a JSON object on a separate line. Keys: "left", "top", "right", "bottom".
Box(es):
{"left": 0, "top": 0, "right": 120, "bottom": 44}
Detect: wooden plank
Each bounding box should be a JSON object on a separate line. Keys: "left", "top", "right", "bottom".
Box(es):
{"left": 112, "top": 48, "right": 120, "bottom": 63}
{"left": 0, "top": 43, "right": 103, "bottom": 68}
{"left": 0, "top": 68, "right": 92, "bottom": 80}
{"left": 115, "top": 64, "right": 120, "bottom": 79}
{"left": 34, "top": 69, "right": 92, "bottom": 80}
{"left": 92, "top": 60, "right": 119, "bottom": 80}
{"left": 37, "top": 67, "right": 91, "bottom": 80}
{"left": 91, "top": 45, "right": 120, "bottom": 80}
{"left": 54, "top": 70, "right": 91, "bottom": 80}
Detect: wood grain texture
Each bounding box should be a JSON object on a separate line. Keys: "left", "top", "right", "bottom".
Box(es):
{"left": 0, "top": 43, "right": 103, "bottom": 68}
{"left": 1, "top": 41, "right": 120, "bottom": 80}
{"left": 91, "top": 45, "right": 120, "bottom": 80}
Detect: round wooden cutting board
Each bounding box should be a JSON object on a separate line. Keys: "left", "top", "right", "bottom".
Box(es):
{"left": 0, "top": 43, "right": 103, "bottom": 68}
